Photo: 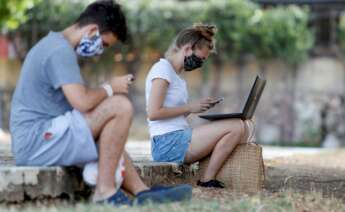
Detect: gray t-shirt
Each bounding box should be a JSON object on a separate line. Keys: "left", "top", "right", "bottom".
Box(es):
{"left": 10, "top": 32, "right": 84, "bottom": 155}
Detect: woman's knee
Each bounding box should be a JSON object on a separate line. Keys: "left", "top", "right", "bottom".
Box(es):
{"left": 224, "top": 119, "right": 245, "bottom": 140}
{"left": 219, "top": 119, "right": 244, "bottom": 135}
{"left": 238, "top": 120, "right": 248, "bottom": 143}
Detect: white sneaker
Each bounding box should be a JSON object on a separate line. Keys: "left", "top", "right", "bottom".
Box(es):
{"left": 83, "top": 155, "right": 125, "bottom": 191}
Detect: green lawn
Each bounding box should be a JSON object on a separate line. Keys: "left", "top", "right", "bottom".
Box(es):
{"left": 2, "top": 190, "right": 344, "bottom": 212}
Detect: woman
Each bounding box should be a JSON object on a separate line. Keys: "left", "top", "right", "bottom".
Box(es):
{"left": 145, "top": 24, "right": 252, "bottom": 188}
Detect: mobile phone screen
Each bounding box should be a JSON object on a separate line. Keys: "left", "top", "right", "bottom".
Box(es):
{"left": 211, "top": 97, "right": 224, "bottom": 105}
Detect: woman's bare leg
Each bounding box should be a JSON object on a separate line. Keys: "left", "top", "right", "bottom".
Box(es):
{"left": 184, "top": 119, "right": 247, "bottom": 182}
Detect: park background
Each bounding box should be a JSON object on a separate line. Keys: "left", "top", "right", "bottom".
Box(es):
{"left": 1, "top": 0, "right": 345, "bottom": 148}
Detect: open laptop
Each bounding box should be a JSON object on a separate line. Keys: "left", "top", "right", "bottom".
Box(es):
{"left": 199, "top": 75, "right": 266, "bottom": 121}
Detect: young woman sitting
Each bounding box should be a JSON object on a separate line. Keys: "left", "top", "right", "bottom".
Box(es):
{"left": 145, "top": 24, "right": 252, "bottom": 188}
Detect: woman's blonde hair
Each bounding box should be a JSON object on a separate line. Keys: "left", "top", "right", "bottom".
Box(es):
{"left": 165, "top": 23, "right": 217, "bottom": 58}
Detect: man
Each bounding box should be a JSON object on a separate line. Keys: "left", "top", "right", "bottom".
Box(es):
{"left": 10, "top": 0, "right": 191, "bottom": 205}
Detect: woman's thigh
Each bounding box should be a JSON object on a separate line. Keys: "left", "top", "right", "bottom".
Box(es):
{"left": 184, "top": 119, "right": 244, "bottom": 163}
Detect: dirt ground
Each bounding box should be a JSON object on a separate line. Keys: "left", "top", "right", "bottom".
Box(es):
{"left": 2, "top": 188, "right": 344, "bottom": 212}
{"left": 266, "top": 149, "right": 345, "bottom": 169}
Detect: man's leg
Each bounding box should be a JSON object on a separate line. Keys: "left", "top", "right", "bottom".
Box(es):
{"left": 83, "top": 95, "right": 192, "bottom": 204}
{"left": 83, "top": 95, "right": 133, "bottom": 201}
{"left": 121, "top": 152, "right": 148, "bottom": 195}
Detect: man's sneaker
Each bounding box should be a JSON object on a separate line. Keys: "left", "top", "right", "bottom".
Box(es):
{"left": 134, "top": 184, "right": 192, "bottom": 205}
{"left": 96, "top": 189, "right": 132, "bottom": 206}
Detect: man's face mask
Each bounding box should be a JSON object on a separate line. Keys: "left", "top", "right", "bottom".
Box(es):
{"left": 76, "top": 31, "right": 104, "bottom": 57}
{"left": 184, "top": 53, "right": 204, "bottom": 72}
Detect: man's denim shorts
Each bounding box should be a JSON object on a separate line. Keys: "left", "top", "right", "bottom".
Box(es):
{"left": 151, "top": 128, "right": 192, "bottom": 163}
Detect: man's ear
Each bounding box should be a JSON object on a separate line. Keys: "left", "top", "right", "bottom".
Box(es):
{"left": 83, "top": 24, "right": 99, "bottom": 37}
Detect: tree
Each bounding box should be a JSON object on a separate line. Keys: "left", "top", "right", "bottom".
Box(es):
{"left": 201, "top": 0, "right": 259, "bottom": 99}
{"left": 7, "top": 0, "right": 86, "bottom": 61}
{"left": 254, "top": 6, "right": 314, "bottom": 143}
{"left": 0, "top": 0, "right": 42, "bottom": 31}
{"left": 335, "top": 13, "right": 345, "bottom": 146}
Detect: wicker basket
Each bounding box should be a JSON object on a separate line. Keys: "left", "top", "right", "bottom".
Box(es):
{"left": 199, "top": 143, "right": 264, "bottom": 193}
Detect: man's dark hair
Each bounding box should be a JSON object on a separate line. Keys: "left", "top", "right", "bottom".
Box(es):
{"left": 75, "top": 0, "right": 128, "bottom": 43}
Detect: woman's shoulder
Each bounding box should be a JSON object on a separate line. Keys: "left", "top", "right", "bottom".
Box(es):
{"left": 146, "top": 59, "right": 178, "bottom": 85}
{"left": 148, "top": 59, "right": 174, "bottom": 76}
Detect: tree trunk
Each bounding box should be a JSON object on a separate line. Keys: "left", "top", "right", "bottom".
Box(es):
{"left": 0, "top": 90, "right": 3, "bottom": 130}
{"left": 320, "top": 103, "right": 329, "bottom": 145}
{"left": 334, "top": 49, "right": 345, "bottom": 146}
{"left": 31, "top": 20, "right": 38, "bottom": 47}
{"left": 279, "top": 64, "right": 297, "bottom": 144}
{"left": 125, "top": 50, "right": 143, "bottom": 112}
{"left": 210, "top": 55, "right": 222, "bottom": 98}
{"left": 236, "top": 56, "right": 246, "bottom": 103}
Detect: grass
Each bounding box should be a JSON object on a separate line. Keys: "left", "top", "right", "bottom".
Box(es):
{"left": 1, "top": 190, "right": 345, "bottom": 212}
{"left": 268, "top": 140, "right": 321, "bottom": 148}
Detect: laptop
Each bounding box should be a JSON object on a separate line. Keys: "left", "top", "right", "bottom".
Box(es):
{"left": 199, "top": 75, "right": 266, "bottom": 121}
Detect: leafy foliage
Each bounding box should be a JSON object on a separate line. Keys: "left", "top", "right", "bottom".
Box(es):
{"left": 0, "top": 0, "right": 42, "bottom": 30}
{"left": 122, "top": 0, "right": 204, "bottom": 55}
{"left": 2, "top": 0, "right": 314, "bottom": 66}
{"left": 201, "top": 1, "right": 313, "bottom": 64}
{"left": 253, "top": 6, "right": 314, "bottom": 64}
{"left": 201, "top": 0, "right": 260, "bottom": 60}
{"left": 15, "top": 0, "right": 86, "bottom": 47}
{"left": 338, "top": 13, "right": 345, "bottom": 54}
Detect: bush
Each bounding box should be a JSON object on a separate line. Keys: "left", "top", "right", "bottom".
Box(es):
{"left": 8, "top": 0, "right": 314, "bottom": 66}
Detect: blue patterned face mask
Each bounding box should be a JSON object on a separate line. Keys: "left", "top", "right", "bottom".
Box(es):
{"left": 76, "top": 31, "right": 104, "bottom": 57}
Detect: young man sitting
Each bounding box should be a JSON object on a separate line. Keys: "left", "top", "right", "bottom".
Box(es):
{"left": 10, "top": 0, "right": 191, "bottom": 205}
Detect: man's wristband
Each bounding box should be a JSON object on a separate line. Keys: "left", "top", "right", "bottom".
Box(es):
{"left": 101, "top": 83, "right": 113, "bottom": 97}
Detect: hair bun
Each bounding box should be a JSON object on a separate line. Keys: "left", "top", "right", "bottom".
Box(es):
{"left": 193, "top": 23, "right": 217, "bottom": 41}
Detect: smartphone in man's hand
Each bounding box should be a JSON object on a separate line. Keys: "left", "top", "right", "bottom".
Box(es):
{"left": 128, "top": 75, "right": 135, "bottom": 82}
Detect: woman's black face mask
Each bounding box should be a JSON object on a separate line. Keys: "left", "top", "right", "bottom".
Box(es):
{"left": 184, "top": 53, "right": 204, "bottom": 71}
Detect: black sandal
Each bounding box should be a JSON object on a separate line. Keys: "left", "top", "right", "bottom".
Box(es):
{"left": 197, "top": 179, "right": 225, "bottom": 188}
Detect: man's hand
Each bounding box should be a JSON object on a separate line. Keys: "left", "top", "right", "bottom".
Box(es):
{"left": 188, "top": 97, "right": 214, "bottom": 113}
{"left": 110, "top": 74, "right": 134, "bottom": 95}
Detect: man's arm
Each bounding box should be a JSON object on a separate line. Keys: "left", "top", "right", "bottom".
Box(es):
{"left": 62, "top": 84, "right": 107, "bottom": 113}
{"left": 62, "top": 74, "right": 134, "bottom": 113}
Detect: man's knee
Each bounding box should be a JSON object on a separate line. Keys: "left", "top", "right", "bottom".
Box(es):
{"left": 108, "top": 95, "right": 134, "bottom": 118}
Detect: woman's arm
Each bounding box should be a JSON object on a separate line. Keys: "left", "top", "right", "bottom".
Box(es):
{"left": 147, "top": 79, "right": 189, "bottom": 121}
{"left": 147, "top": 78, "right": 213, "bottom": 121}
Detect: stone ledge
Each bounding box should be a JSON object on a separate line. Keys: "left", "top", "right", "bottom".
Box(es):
{"left": 3, "top": 160, "right": 345, "bottom": 202}
{"left": 0, "top": 167, "right": 83, "bottom": 202}
{"left": 0, "top": 162, "right": 199, "bottom": 203}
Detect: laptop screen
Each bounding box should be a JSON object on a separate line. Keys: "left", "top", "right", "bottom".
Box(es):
{"left": 241, "top": 75, "right": 266, "bottom": 119}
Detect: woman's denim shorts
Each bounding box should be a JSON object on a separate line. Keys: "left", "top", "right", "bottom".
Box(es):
{"left": 151, "top": 128, "right": 192, "bottom": 163}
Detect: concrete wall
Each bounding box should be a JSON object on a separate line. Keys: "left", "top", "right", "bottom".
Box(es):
{"left": 1, "top": 56, "right": 345, "bottom": 145}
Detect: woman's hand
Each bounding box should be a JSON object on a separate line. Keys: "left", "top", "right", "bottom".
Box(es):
{"left": 110, "top": 74, "right": 134, "bottom": 95}
{"left": 188, "top": 97, "right": 215, "bottom": 113}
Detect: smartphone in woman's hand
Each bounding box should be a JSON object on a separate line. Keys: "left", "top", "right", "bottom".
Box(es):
{"left": 210, "top": 97, "right": 224, "bottom": 106}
